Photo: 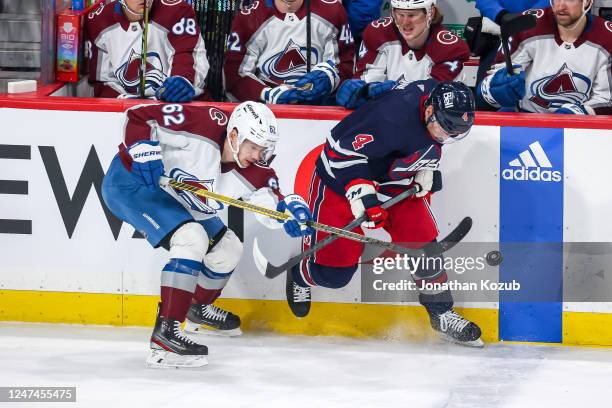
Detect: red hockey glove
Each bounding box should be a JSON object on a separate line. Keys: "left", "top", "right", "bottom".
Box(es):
{"left": 345, "top": 180, "right": 388, "bottom": 229}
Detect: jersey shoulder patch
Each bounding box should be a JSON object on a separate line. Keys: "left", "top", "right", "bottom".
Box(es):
{"left": 585, "top": 16, "right": 612, "bottom": 50}
{"left": 427, "top": 25, "right": 470, "bottom": 62}
{"left": 362, "top": 19, "right": 397, "bottom": 49}
{"left": 85, "top": 1, "right": 119, "bottom": 39}
{"left": 151, "top": 1, "right": 196, "bottom": 31}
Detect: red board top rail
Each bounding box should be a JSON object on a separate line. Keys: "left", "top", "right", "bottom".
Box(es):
{"left": 1, "top": 93, "right": 611, "bottom": 130}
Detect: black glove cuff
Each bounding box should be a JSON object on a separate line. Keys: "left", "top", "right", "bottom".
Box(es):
{"left": 431, "top": 170, "right": 443, "bottom": 193}
{"left": 495, "top": 9, "right": 509, "bottom": 25}
{"left": 361, "top": 193, "right": 381, "bottom": 210}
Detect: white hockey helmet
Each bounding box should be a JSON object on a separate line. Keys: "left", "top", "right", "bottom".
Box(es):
{"left": 391, "top": 0, "right": 437, "bottom": 29}
{"left": 391, "top": 0, "right": 437, "bottom": 11}
{"left": 227, "top": 101, "right": 279, "bottom": 167}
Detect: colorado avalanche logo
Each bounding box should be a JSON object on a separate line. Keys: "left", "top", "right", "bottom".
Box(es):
{"left": 115, "top": 49, "right": 166, "bottom": 94}
{"left": 260, "top": 39, "right": 318, "bottom": 83}
{"left": 529, "top": 63, "right": 591, "bottom": 109}
{"left": 169, "top": 169, "right": 224, "bottom": 214}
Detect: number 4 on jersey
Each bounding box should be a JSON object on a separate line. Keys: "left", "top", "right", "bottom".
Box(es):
{"left": 352, "top": 134, "right": 374, "bottom": 150}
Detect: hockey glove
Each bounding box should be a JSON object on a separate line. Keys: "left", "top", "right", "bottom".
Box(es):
{"left": 367, "top": 80, "right": 396, "bottom": 99}
{"left": 261, "top": 84, "right": 300, "bottom": 104}
{"left": 478, "top": 65, "right": 525, "bottom": 108}
{"left": 345, "top": 180, "right": 388, "bottom": 229}
{"left": 413, "top": 170, "right": 442, "bottom": 198}
{"left": 336, "top": 79, "right": 368, "bottom": 108}
{"left": 554, "top": 103, "right": 590, "bottom": 115}
{"left": 276, "top": 194, "right": 314, "bottom": 238}
{"left": 126, "top": 140, "right": 164, "bottom": 191}
{"left": 156, "top": 76, "right": 196, "bottom": 103}
{"left": 294, "top": 60, "right": 340, "bottom": 102}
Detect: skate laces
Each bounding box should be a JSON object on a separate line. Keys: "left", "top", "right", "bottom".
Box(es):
{"left": 172, "top": 320, "right": 195, "bottom": 344}
{"left": 439, "top": 310, "right": 470, "bottom": 333}
{"left": 202, "top": 304, "right": 228, "bottom": 321}
{"left": 293, "top": 283, "right": 311, "bottom": 302}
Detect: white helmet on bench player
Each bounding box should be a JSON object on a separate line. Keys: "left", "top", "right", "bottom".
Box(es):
{"left": 391, "top": 0, "right": 436, "bottom": 11}
{"left": 391, "top": 0, "right": 437, "bottom": 27}
{"left": 227, "top": 101, "right": 279, "bottom": 168}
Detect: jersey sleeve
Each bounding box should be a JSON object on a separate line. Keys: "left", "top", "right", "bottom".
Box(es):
{"left": 223, "top": 3, "right": 270, "bottom": 102}
{"left": 584, "top": 20, "right": 612, "bottom": 115}
{"left": 225, "top": 162, "right": 284, "bottom": 229}
{"left": 354, "top": 21, "right": 389, "bottom": 83}
{"left": 164, "top": 4, "right": 209, "bottom": 94}
{"left": 323, "top": 2, "right": 355, "bottom": 83}
{"left": 474, "top": 0, "right": 505, "bottom": 22}
{"left": 428, "top": 29, "right": 471, "bottom": 81}
{"left": 123, "top": 104, "right": 229, "bottom": 148}
{"left": 85, "top": 4, "right": 127, "bottom": 97}
{"left": 343, "top": 0, "right": 382, "bottom": 38}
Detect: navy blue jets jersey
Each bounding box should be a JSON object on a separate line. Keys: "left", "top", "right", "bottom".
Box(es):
{"left": 316, "top": 79, "right": 442, "bottom": 196}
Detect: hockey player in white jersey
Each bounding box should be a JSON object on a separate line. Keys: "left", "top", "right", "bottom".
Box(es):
{"left": 101, "top": 101, "right": 313, "bottom": 368}
{"left": 224, "top": 0, "right": 355, "bottom": 105}
{"left": 476, "top": 0, "right": 612, "bottom": 114}
{"left": 86, "top": 0, "right": 209, "bottom": 102}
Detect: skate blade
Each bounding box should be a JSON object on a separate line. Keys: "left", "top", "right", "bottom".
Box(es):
{"left": 438, "top": 333, "right": 485, "bottom": 348}
{"left": 145, "top": 349, "right": 208, "bottom": 369}
{"left": 184, "top": 320, "right": 242, "bottom": 338}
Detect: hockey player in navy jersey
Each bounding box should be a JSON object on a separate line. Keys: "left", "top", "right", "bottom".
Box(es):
{"left": 287, "top": 79, "right": 484, "bottom": 347}
{"left": 102, "top": 101, "right": 313, "bottom": 367}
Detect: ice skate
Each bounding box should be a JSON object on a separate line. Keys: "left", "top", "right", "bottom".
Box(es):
{"left": 429, "top": 308, "right": 484, "bottom": 348}
{"left": 286, "top": 265, "right": 311, "bottom": 318}
{"left": 184, "top": 303, "right": 242, "bottom": 337}
{"left": 147, "top": 311, "right": 209, "bottom": 368}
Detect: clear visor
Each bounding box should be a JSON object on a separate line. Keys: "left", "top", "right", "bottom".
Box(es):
{"left": 427, "top": 113, "right": 471, "bottom": 144}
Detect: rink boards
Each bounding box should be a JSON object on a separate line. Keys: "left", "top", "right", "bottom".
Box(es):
{"left": 0, "top": 99, "right": 611, "bottom": 345}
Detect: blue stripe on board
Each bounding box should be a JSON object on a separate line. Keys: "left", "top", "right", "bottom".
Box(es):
{"left": 499, "top": 127, "right": 564, "bottom": 343}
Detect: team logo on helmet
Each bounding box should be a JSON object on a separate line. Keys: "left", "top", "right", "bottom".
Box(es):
{"left": 115, "top": 49, "right": 165, "bottom": 94}
{"left": 260, "top": 39, "right": 318, "bottom": 83}
{"left": 529, "top": 63, "right": 591, "bottom": 109}
{"left": 606, "top": 20, "right": 612, "bottom": 33}
{"left": 443, "top": 92, "right": 454, "bottom": 108}
{"left": 462, "top": 112, "right": 469, "bottom": 122}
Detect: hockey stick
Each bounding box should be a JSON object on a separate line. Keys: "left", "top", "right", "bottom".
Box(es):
{"left": 499, "top": 14, "right": 536, "bottom": 74}
{"left": 162, "top": 178, "right": 431, "bottom": 251}
{"left": 253, "top": 206, "right": 474, "bottom": 279}
{"left": 139, "top": 1, "right": 151, "bottom": 98}
{"left": 252, "top": 185, "right": 416, "bottom": 279}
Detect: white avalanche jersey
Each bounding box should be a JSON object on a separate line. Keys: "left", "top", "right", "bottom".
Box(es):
{"left": 224, "top": 0, "right": 354, "bottom": 102}
{"left": 492, "top": 8, "right": 612, "bottom": 114}
{"left": 120, "top": 103, "right": 282, "bottom": 229}
{"left": 85, "top": 0, "right": 209, "bottom": 98}
{"left": 356, "top": 19, "right": 470, "bottom": 84}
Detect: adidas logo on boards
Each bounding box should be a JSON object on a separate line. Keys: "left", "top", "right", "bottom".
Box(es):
{"left": 501, "top": 141, "right": 562, "bottom": 182}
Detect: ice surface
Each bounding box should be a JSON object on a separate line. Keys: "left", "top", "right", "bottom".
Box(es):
{"left": 1, "top": 322, "right": 611, "bottom": 408}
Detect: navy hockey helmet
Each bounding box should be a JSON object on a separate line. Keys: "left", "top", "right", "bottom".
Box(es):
{"left": 424, "top": 81, "right": 475, "bottom": 142}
